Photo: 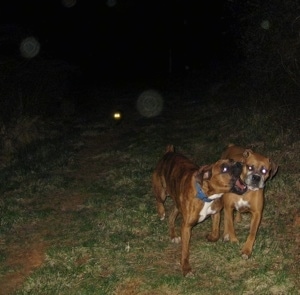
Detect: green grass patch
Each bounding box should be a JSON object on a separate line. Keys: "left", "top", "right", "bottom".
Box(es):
{"left": 0, "top": 84, "right": 299, "bottom": 294}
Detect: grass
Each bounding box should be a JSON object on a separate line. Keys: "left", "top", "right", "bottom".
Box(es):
{"left": 0, "top": 74, "right": 299, "bottom": 294}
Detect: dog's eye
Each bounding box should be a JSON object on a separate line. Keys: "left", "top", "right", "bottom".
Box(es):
{"left": 247, "top": 165, "right": 253, "bottom": 171}
{"left": 261, "top": 168, "right": 268, "bottom": 174}
{"left": 222, "top": 166, "right": 228, "bottom": 173}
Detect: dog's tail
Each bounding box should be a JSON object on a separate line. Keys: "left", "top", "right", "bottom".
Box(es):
{"left": 165, "top": 144, "right": 174, "bottom": 153}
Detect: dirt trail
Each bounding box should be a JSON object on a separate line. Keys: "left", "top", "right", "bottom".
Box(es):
{"left": 0, "top": 128, "right": 118, "bottom": 294}
{"left": 0, "top": 242, "right": 45, "bottom": 295}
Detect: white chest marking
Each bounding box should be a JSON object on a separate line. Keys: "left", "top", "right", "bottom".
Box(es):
{"left": 234, "top": 198, "right": 250, "bottom": 211}
{"left": 198, "top": 193, "right": 223, "bottom": 223}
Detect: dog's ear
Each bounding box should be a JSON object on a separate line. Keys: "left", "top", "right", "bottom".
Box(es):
{"left": 197, "top": 165, "right": 212, "bottom": 181}
{"left": 269, "top": 160, "right": 279, "bottom": 179}
{"left": 165, "top": 145, "right": 174, "bottom": 153}
{"left": 243, "top": 149, "right": 253, "bottom": 159}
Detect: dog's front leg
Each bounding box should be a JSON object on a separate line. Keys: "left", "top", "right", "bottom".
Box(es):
{"left": 241, "top": 211, "right": 262, "bottom": 259}
{"left": 235, "top": 212, "right": 242, "bottom": 223}
{"left": 223, "top": 206, "right": 239, "bottom": 243}
{"left": 180, "top": 222, "right": 193, "bottom": 276}
{"left": 207, "top": 199, "right": 223, "bottom": 242}
{"left": 207, "top": 212, "right": 221, "bottom": 242}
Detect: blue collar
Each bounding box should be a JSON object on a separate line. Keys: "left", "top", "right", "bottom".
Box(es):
{"left": 196, "top": 183, "right": 213, "bottom": 202}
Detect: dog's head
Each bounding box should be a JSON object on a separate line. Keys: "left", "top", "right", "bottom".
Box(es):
{"left": 240, "top": 149, "right": 278, "bottom": 191}
{"left": 196, "top": 159, "right": 247, "bottom": 196}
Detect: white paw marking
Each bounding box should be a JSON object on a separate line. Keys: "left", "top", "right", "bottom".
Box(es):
{"left": 223, "top": 234, "right": 230, "bottom": 242}
{"left": 171, "top": 237, "right": 181, "bottom": 244}
{"left": 242, "top": 253, "right": 249, "bottom": 260}
{"left": 160, "top": 213, "right": 165, "bottom": 221}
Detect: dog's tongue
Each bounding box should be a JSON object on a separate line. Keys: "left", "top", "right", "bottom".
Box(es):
{"left": 236, "top": 178, "right": 247, "bottom": 190}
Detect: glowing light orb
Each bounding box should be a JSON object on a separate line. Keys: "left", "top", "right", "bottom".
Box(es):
{"left": 61, "top": 0, "right": 77, "bottom": 8}
{"left": 261, "top": 20, "right": 270, "bottom": 30}
{"left": 136, "top": 89, "right": 164, "bottom": 118}
{"left": 113, "top": 111, "right": 122, "bottom": 121}
{"left": 20, "top": 36, "right": 40, "bottom": 58}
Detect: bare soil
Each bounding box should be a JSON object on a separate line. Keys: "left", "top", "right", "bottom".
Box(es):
{"left": 0, "top": 129, "right": 120, "bottom": 294}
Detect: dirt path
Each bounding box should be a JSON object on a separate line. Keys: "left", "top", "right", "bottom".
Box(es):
{"left": 0, "top": 125, "right": 123, "bottom": 294}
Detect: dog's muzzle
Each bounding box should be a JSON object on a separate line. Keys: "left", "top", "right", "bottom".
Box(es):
{"left": 246, "top": 174, "right": 265, "bottom": 190}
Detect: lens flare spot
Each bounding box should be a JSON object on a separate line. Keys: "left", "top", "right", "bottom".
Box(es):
{"left": 136, "top": 89, "right": 164, "bottom": 118}
{"left": 20, "top": 36, "right": 40, "bottom": 58}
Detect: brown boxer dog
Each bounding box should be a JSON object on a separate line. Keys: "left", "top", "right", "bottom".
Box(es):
{"left": 207, "top": 144, "right": 278, "bottom": 259}
{"left": 152, "top": 145, "right": 247, "bottom": 276}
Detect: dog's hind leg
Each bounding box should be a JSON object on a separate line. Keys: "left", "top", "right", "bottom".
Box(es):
{"left": 180, "top": 221, "right": 193, "bottom": 276}
{"left": 152, "top": 174, "right": 167, "bottom": 220}
{"left": 155, "top": 192, "right": 167, "bottom": 221}
{"left": 169, "top": 205, "right": 180, "bottom": 243}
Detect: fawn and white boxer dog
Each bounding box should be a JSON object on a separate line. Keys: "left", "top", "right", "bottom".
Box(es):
{"left": 152, "top": 145, "right": 247, "bottom": 276}
{"left": 207, "top": 144, "right": 278, "bottom": 259}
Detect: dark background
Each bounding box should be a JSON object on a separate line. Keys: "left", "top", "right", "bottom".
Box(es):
{"left": 0, "top": 0, "right": 238, "bottom": 78}
{"left": 1, "top": 0, "right": 299, "bottom": 122}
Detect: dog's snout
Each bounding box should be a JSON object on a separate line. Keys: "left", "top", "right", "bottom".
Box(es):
{"left": 236, "top": 162, "right": 243, "bottom": 169}
{"left": 252, "top": 174, "right": 261, "bottom": 183}
{"left": 232, "top": 161, "right": 243, "bottom": 175}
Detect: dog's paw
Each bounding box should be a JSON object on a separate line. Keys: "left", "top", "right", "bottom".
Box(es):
{"left": 223, "top": 234, "right": 239, "bottom": 243}
{"left": 184, "top": 271, "right": 195, "bottom": 278}
{"left": 241, "top": 247, "right": 251, "bottom": 259}
{"left": 182, "top": 264, "right": 193, "bottom": 277}
{"left": 159, "top": 213, "right": 165, "bottom": 221}
{"left": 241, "top": 253, "right": 250, "bottom": 260}
{"left": 171, "top": 237, "right": 181, "bottom": 244}
{"left": 206, "top": 233, "right": 219, "bottom": 242}
{"left": 223, "top": 234, "right": 230, "bottom": 242}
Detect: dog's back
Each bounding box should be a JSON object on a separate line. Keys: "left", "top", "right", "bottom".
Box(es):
{"left": 221, "top": 144, "right": 247, "bottom": 162}
{"left": 152, "top": 145, "right": 199, "bottom": 219}
{"left": 155, "top": 146, "right": 199, "bottom": 189}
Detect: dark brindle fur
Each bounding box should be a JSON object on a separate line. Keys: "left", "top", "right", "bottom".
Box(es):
{"left": 152, "top": 145, "right": 247, "bottom": 276}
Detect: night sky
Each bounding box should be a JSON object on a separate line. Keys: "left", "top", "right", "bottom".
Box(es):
{"left": 0, "top": 0, "right": 236, "bottom": 78}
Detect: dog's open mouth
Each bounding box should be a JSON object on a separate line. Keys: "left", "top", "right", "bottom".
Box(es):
{"left": 233, "top": 178, "right": 247, "bottom": 194}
